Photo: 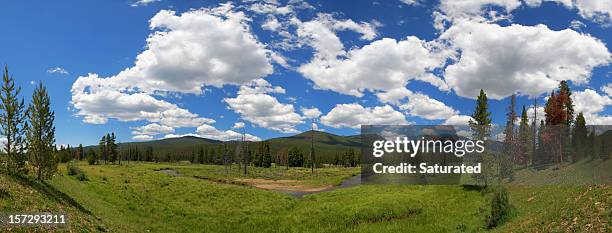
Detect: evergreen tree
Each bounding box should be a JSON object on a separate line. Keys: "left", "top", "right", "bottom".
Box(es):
{"left": 543, "top": 88, "right": 570, "bottom": 164}
{"left": 571, "top": 113, "right": 588, "bottom": 161}
{"left": 26, "top": 83, "right": 56, "bottom": 180}
{"left": 0, "top": 66, "right": 27, "bottom": 174}
{"left": 288, "top": 147, "right": 304, "bottom": 167}
{"left": 198, "top": 147, "right": 205, "bottom": 164}
{"left": 86, "top": 148, "right": 97, "bottom": 165}
{"left": 470, "top": 89, "right": 492, "bottom": 139}
{"left": 145, "top": 146, "right": 153, "bottom": 161}
{"left": 262, "top": 141, "right": 272, "bottom": 168}
{"left": 501, "top": 94, "right": 517, "bottom": 180}
{"left": 105, "top": 133, "right": 112, "bottom": 163}
{"left": 469, "top": 89, "right": 493, "bottom": 186}
{"left": 77, "top": 144, "right": 84, "bottom": 160}
{"left": 558, "top": 81, "right": 575, "bottom": 126}
{"left": 108, "top": 133, "right": 118, "bottom": 163}
{"left": 518, "top": 106, "right": 532, "bottom": 166}
{"left": 99, "top": 135, "right": 107, "bottom": 163}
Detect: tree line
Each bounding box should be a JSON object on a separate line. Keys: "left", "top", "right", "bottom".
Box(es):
{"left": 74, "top": 138, "right": 359, "bottom": 170}
{"left": 0, "top": 66, "right": 56, "bottom": 180}
{"left": 470, "top": 80, "right": 610, "bottom": 185}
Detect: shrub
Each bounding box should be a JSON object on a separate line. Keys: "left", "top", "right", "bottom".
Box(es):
{"left": 67, "top": 161, "right": 81, "bottom": 176}
{"left": 0, "top": 189, "right": 10, "bottom": 199}
{"left": 76, "top": 172, "right": 88, "bottom": 181}
{"left": 486, "top": 186, "right": 511, "bottom": 229}
{"left": 66, "top": 161, "right": 88, "bottom": 181}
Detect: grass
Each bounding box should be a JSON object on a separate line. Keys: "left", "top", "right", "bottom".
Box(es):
{"left": 166, "top": 163, "right": 360, "bottom": 187}
{"left": 3, "top": 160, "right": 608, "bottom": 232}
{"left": 44, "top": 162, "right": 488, "bottom": 232}
{"left": 493, "top": 185, "right": 610, "bottom": 232}
{"left": 0, "top": 173, "right": 105, "bottom": 232}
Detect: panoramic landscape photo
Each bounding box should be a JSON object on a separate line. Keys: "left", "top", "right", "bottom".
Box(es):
{"left": 0, "top": 0, "right": 611, "bottom": 232}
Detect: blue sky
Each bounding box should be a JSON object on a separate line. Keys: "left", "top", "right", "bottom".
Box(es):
{"left": 0, "top": 0, "right": 610, "bottom": 146}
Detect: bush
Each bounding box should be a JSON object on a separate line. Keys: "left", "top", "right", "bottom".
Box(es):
{"left": 67, "top": 161, "right": 81, "bottom": 176}
{"left": 76, "top": 172, "right": 88, "bottom": 181}
{"left": 66, "top": 161, "right": 88, "bottom": 181}
{"left": 486, "top": 186, "right": 511, "bottom": 229}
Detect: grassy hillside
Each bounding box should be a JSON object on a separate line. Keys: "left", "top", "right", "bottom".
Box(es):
{"left": 0, "top": 174, "right": 105, "bottom": 232}
{"left": 0, "top": 159, "right": 602, "bottom": 232}
{"left": 40, "top": 161, "right": 611, "bottom": 232}
{"left": 47, "top": 162, "right": 488, "bottom": 232}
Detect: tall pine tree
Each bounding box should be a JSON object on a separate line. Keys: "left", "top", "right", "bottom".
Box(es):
{"left": 26, "top": 83, "right": 56, "bottom": 180}
{"left": 558, "top": 81, "right": 574, "bottom": 126}
{"left": 469, "top": 89, "right": 493, "bottom": 186}
{"left": 470, "top": 89, "right": 492, "bottom": 139}
{"left": 99, "top": 135, "right": 107, "bottom": 164}
{"left": 518, "top": 106, "right": 532, "bottom": 166}
{"left": 572, "top": 113, "right": 588, "bottom": 161}
{"left": 501, "top": 94, "right": 517, "bottom": 180}
{"left": 0, "top": 66, "right": 27, "bottom": 174}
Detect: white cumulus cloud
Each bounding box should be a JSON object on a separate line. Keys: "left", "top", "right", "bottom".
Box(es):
{"left": 440, "top": 21, "right": 611, "bottom": 99}
{"left": 572, "top": 89, "right": 612, "bottom": 124}
{"left": 301, "top": 107, "right": 322, "bottom": 119}
{"left": 224, "top": 79, "right": 303, "bottom": 133}
{"left": 321, "top": 103, "right": 408, "bottom": 129}
{"left": 196, "top": 124, "right": 261, "bottom": 141}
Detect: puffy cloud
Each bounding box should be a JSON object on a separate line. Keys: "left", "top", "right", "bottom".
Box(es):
{"left": 295, "top": 13, "right": 378, "bottom": 62}
{"left": 435, "top": 0, "right": 521, "bottom": 28}
{"left": 440, "top": 21, "right": 611, "bottom": 99}
{"left": 132, "top": 135, "right": 154, "bottom": 141}
{"left": 574, "top": 0, "right": 612, "bottom": 24}
{"left": 569, "top": 20, "right": 587, "bottom": 30}
{"left": 443, "top": 115, "right": 473, "bottom": 125}
{"left": 111, "top": 5, "right": 273, "bottom": 94}
{"left": 131, "top": 123, "right": 174, "bottom": 136}
{"left": 525, "top": 0, "right": 612, "bottom": 24}
{"left": 71, "top": 74, "right": 214, "bottom": 127}
{"left": 601, "top": 83, "right": 612, "bottom": 96}
{"left": 439, "top": 0, "right": 521, "bottom": 18}
{"left": 572, "top": 89, "right": 612, "bottom": 124}
{"left": 156, "top": 108, "right": 215, "bottom": 128}
{"left": 224, "top": 80, "right": 303, "bottom": 133}
{"left": 233, "top": 122, "right": 245, "bottom": 129}
{"left": 47, "top": 67, "right": 69, "bottom": 75}
{"left": 71, "top": 4, "right": 269, "bottom": 132}
{"left": 527, "top": 106, "right": 546, "bottom": 124}
{"left": 249, "top": 2, "right": 293, "bottom": 15}
{"left": 377, "top": 88, "right": 460, "bottom": 122}
{"left": 299, "top": 37, "right": 446, "bottom": 97}
{"left": 196, "top": 124, "right": 261, "bottom": 141}
{"left": 236, "top": 79, "right": 285, "bottom": 95}
{"left": 321, "top": 103, "right": 408, "bottom": 129}
{"left": 301, "top": 107, "right": 322, "bottom": 119}
{"left": 262, "top": 15, "right": 282, "bottom": 31}
{"left": 400, "top": 92, "right": 458, "bottom": 120}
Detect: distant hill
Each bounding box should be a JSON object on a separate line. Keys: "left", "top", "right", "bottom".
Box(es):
{"left": 83, "top": 130, "right": 360, "bottom": 163}
{"left": 266, "top": 130, "right": 361, "bottom": 162}
{"left": 84, "top": 135, "right": 222, "bottom": 157}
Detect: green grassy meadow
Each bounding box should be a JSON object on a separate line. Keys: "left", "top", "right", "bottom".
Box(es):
{"left": 1, "top": 161, "right": 610, "bottom": 232}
